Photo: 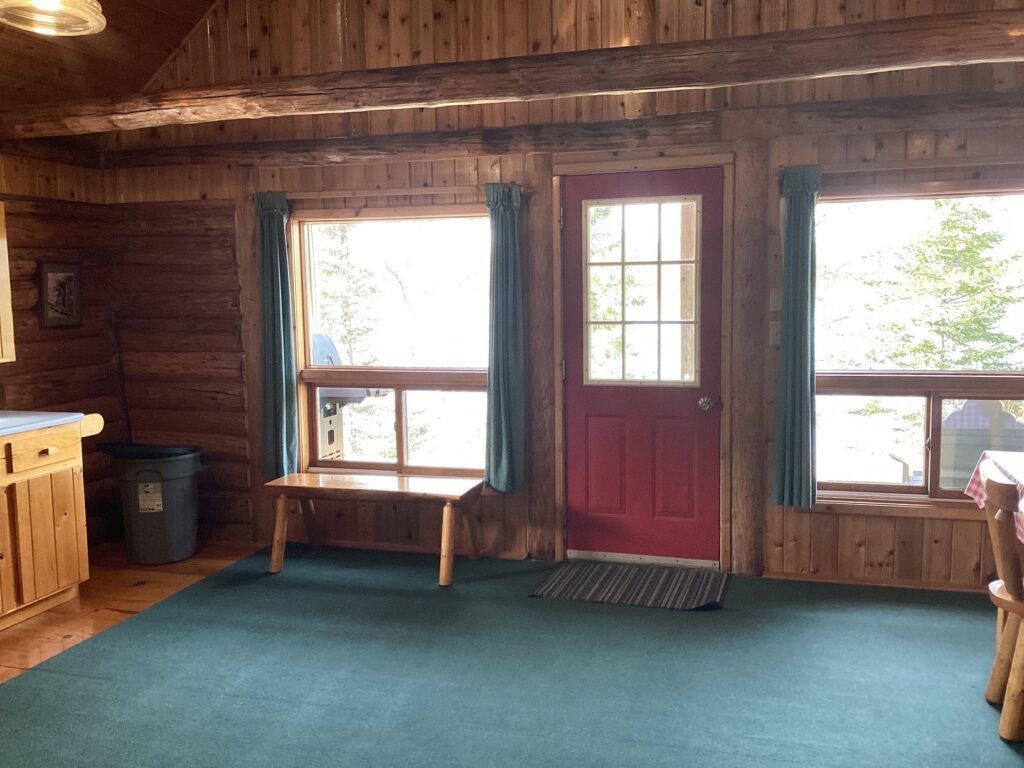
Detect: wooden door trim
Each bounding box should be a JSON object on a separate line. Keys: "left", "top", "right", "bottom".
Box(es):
{"left": 555, "top": 154, "right": 736, "bottom": 569}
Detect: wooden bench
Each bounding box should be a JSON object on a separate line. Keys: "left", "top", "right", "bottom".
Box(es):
{"left": 265, "top": 473, "right": 485, "bottom": 586}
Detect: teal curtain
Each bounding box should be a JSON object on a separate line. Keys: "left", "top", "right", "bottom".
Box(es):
{"left": 255, "top": 192, "right": 298, "bottom": 479}
{"left": 771, "top": 166, "right": 822, "bottom": 508}
{"left": 484, "top": 183, "right": 526, "bottom": 493}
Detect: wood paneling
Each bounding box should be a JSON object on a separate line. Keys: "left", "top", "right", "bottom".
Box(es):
{"left": 0, "top": 153, "right": 104, "bottom": 203}
{"left": 761, "top": 117, "right": 1024, "bottom": 591}
{"left": 12, "top": 10, "right": 1024, "bottom": 139}
{"left": 0, "top": 0, "right": 217, "bottom": 107}
{"left": 766, "top": 509, "right": 994, "bottom": 590}
{"left": 3, "top": 1, "right": 1022, "bottom": 589}
{"left": 98, "top": 0, "right": 1024, "bottom": 151}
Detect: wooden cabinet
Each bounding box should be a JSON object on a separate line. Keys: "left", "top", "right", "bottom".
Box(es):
{"left": 0, "top": 416, "right": 101, "bottom": 629}
{"left": 0, "top": 202, "right": 14, "bottom": 364}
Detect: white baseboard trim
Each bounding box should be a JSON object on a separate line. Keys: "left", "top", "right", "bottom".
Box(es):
{"left": 566, "top": 549, "right": 720, "bottom": 570}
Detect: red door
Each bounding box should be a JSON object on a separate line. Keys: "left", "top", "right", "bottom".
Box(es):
{"left": 563, "top": 168, "right": 724, "bottom": 562}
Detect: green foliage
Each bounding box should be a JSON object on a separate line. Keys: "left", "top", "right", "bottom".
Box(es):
{"left": 315, "top": 223, "right": 379, "bottom": 367}
{"left": 863, "top": 199, "right": 1024, "bottom": 371}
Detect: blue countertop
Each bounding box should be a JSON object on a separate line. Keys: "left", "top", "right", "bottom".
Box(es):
{"left": 0, "top": 411, "right": 84, "bottom": 437}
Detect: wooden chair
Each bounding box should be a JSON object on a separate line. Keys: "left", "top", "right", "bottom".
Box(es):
{"left": 981, "top": 460, "right": 1024, "bottom": 740}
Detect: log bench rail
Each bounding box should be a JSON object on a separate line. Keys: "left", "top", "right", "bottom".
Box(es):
{"left": 264, "top": 472, "right": 485, "bottom": 586}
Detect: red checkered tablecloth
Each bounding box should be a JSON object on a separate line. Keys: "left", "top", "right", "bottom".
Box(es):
{"left": 965, "top": 450, "right": 1024, "bottom": 542}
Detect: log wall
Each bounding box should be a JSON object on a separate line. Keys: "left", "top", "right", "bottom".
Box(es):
{"left": 105, "top": 202, "right": 253, "bottom": 540}
{"left": 0, "top": 200, "right": 128, "bottom": 538}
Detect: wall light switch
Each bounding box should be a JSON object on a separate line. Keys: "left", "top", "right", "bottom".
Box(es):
{"left": 769, "top": 320, "right": 781, "bottom": 346}
{"left": 769, "top": 288, "right": 782, "bottom": 312}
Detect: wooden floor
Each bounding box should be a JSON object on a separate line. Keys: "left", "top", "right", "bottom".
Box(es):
{"left": 0, "top": 541, "right": 261, "bottom": 684}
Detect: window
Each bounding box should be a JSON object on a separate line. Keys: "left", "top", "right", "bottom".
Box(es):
{"left": 815, "top": 193, "right": 1024, "bottom": 500}
{"left": 296, "top": 211, "right": 490, "bottom": 475}
{"left": 584, "top": 197, "right": 701, "bottom": 385}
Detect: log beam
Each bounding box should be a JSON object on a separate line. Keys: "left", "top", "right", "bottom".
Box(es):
{"left": 98, "top": 91, "right": 1024, "bottom": 169}
{"left": 1, "top": 11, "right": 1023, "bottom": 139}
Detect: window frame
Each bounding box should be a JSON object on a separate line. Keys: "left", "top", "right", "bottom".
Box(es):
{"left": 581, "top": 194, "right": 704, "bottom": 388}
{"left": 290, "top": 204, "right": 490, "bottom": 478}
{"left": 814, "top": 186, "right": 1024, "bottom": 506}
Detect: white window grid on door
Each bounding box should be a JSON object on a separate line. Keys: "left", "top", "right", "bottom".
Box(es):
{"left": 582, "top": 194, "right": 703, "bottom": 387}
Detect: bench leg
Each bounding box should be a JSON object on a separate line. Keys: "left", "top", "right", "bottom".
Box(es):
{"left": 439, "top": 501, "right": 455, "bottom": 587}
{"left": 300, "top": 498, "right": 323, "bottom": 552}
{"left": 269, "top": 495, "right": 289, "bottom": 574}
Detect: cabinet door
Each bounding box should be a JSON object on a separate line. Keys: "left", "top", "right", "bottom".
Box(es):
{"left": 2, "top": 465, "right": 88, "bottom": 610}
{"left": 0, "top": 202, "right": 13, "bottom": 364}
{"left": 0, "top": 488, "right": 16, "bottom": 614}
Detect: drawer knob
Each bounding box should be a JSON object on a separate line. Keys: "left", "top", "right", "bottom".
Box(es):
{"left": 38, "top": 447, "right": 56, "bottom": 456}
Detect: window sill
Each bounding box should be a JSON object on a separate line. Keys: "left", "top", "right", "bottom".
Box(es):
{"left": 810, "top": 491, "right": 983, "bottom": 522}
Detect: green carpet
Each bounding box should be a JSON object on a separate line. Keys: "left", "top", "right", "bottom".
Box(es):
{"left": 0, "top": 545, "right": 1020, "bottom": 767}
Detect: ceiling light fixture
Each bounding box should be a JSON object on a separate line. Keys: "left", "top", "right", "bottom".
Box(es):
{"left": 0, "top": 0, "right": 106, "bottom": 37}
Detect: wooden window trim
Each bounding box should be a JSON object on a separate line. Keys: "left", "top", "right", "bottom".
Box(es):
{"left": 290, "top": 204, "right": 487, "bottom": 223}
{"left": 815, "top": 185, "right": 1024, "bottom": 508}
{"left": 817, "top": 373, "right": 1024, "bottom": 504}
{"left": 292, "top": 210, "right": 490, "bottom": 477}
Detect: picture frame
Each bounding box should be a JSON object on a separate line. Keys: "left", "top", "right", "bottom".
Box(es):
{"left": 39, "top": 262, "right": 81, "bottom": 328}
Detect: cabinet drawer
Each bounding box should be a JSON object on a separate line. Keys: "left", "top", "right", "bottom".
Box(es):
{"left": 5, "top": 425, "right": 82, "bottom": 475}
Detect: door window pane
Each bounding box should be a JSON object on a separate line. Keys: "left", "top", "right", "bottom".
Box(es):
{"left": 940, "top": 399, "right": 1024, "bottom": 490}
{"left": 624, "top": 324, "right": 659, "bottom": 381}
{"left": 817, "top": 395, "right": 927, "bottom": 486}
{"left": 659, "top": 324, "right": 696, "bottom": 383}
{"left": 405, "top": 391, "right": 486, "bottom": 469}
{"left": 624, "top": 204, "right": 659, "bottom": 262}
{"left": 660, "top": 263, "right": 697, "bottom": 322}
{"left": 624, "top": 265, "right": 658, "bottom": 321}
{"left": 589, "top": 324, "right": 623, "bottom": 380}
{"left": 583, "top": 196, "right": 701, "bottom": 385}
{"left": 316, "top": 388, "right": 396, "bottom": 464}
{"left": 587, "top": 205, "right": 622, "bottom": 263}
{"left": 588, "top": 265, "right": 622, "bottom": 321}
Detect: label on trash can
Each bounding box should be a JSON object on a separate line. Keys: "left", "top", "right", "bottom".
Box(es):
{"left": 138, "top": 482, "right": 164, "bottom": 513}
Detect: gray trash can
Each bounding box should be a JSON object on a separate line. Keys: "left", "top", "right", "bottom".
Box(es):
{"left": 100, "top": 443, "right": 205, "bottom": 565}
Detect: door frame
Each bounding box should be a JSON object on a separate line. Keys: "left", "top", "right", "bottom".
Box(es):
{"left": 551, "top": 150, "right": 737, "bottom": 571}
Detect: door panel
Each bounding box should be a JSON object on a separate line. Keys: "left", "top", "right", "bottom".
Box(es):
{"left": 563, "top": 168, "right": 724, "bottom": 561}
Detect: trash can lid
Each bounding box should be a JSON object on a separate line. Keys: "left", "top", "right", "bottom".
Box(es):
{"left": 98, "top": 442, "right": 200, "bottom": 460}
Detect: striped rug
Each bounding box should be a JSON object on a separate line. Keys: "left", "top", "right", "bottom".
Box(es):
{"left": 531, "top": 560, "right": 730, "bottom": 611}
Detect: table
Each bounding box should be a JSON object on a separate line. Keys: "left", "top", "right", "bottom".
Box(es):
{"left": 966, "top": 451, "right": 1024, "bottom": 541}
{"left": 264, "top": 473, "right": 485, "bottom": 586}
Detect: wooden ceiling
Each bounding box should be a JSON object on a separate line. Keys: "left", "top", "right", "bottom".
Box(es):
{"left": 0, "top": 0, "right": 216, "bottom": 106}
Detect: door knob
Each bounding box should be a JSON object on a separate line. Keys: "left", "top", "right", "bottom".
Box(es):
{"left": 697, "top": 396, "right": 715, "bottom": 412}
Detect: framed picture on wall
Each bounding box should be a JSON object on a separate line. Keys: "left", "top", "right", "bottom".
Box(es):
{"left": 39, "top": 262, "right": 81, "bottom": 327}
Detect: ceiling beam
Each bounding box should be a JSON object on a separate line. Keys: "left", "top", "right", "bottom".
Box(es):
{"left": 1, "top": 10, "right": 1023, "bottom": 139}
{"left": 98, "top": 92, "right": 1024, "bottom": 169}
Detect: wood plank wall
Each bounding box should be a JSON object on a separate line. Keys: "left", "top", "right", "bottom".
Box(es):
{"left": 105, "top": 0, "right": 1024, "bottom": 151}
{"left": 762, "top": 124, "right": 1024, "bottom": 591}
{"left": 0, "top": 200, "right": 128, "bottom": 539}
{"left": 265, "top": 154, "right": 541, "bottom": 561}
{"left": 104, "top": 202, "right": 253, "bottom": 540}
{"left": 0, "top": 153, "right": 104, "bottom": 203}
